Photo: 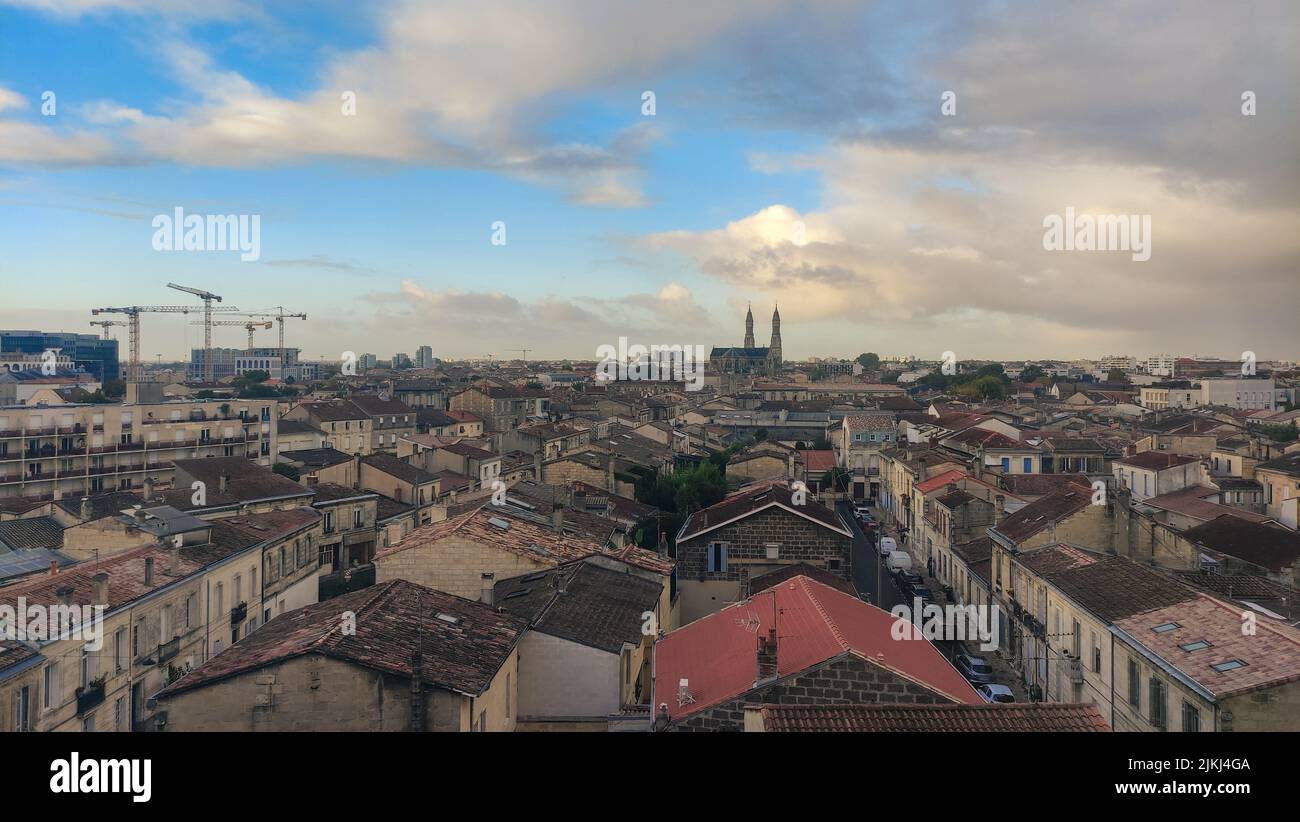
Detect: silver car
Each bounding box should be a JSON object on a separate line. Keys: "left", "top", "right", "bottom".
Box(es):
{"left": 954, "top": 652, "right": 995, "bottom": 684}
{"left": 977, "top": 684, "right": 1015, "bottom": 703}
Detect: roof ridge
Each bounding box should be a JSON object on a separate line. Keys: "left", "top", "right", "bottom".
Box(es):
{"left": 798, "top": 577, "right": 850, "bottom": 653}
{"left": 315, "top": 579, "right": 402, "bottom": 651}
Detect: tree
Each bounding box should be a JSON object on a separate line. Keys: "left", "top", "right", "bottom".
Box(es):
{"left": 881, "top": 370, "right": 902, "bottom": 384}
{"left": 102, "top": 378, "right": 126, "bottom": 398}
{"left": 969, "top": 375, "right": 1007, "bottom": 400}
{"left": 856, "top": 352, "right": 881, "bottom": 370}
{"left": 1106, "top": 368, "right": 1128, "bottom": 383}
{"left": 1019, "top": 365, "right": 1044, "bottom": 383}
{"left": 1259, "top": 421, "right": 1298, "bottom": 443}
{"left": 752, "top": 428, "right": 768, "bottom": 442}
{"left": 824, "top": 466, "right": 850, "bottom": 492}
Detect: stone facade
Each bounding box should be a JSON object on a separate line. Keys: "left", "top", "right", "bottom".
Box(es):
{"left": 677, "top": 505, "right": 851, "bottom": 623}
{"left": 668, "top": 652, "right": 958, "bottom": 731}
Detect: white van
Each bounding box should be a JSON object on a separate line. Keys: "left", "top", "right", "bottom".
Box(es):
{"left": 878, "top": 536, "right": 897, "bottom": 556}
{"left": 886, "top": 551, "right": 913, "bottom": 573}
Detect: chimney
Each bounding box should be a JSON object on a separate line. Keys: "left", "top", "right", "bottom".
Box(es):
{"left": 168, "top": 544, "right": 182, "bottom": 576}
{"left": 655, "top": 703, "right": 671, "bottom": 731}
{"left": 49, "top": 559, "right": 59, "bottom": 577}
{"left": 56, "top": 585, "right": 74, "bottom": 607}
{"left": 994, "top": 495, "right": 1006, "bottom": 524}
{"left": 144, "top": 556, "right": 155, "bottom": 586}
{"left": 658, "top": 530, "right": 669, "bottom": 558}
{"left": 143, "top": 476, "right": 155, "bottom": 501}
{"left": 479, "top": 572, "right": 495, "bottom": 606}
{"left": 218, "top": 471, "right": 230, "bottom": 494}
{"left": 918, "top": 456, "right": 929, "bottom": 481}
{"left": 606, "top": 453, "right": 616, "bottom": 493}
{"left": 93, "top": 572, "right": 109, "bottom": 606}
{"left": 79, "top": 497, "right": 92, "bottom": 521}
{"left": 947, "top": 482, "right": 958, "bottom": 496}
{"left": 409, "top": 650, "right": 425, "bottom": 732}
{"left": 557, "top": 571, "right": 569, "bottom": 596}
{"left": 552, "top": 504, "right": 565, "bottom": 532}
{"left": 533, "top": 449, "right": 543, "bottom": 481}
{"left": 352, "top": 452, "right": 362, "bottom": 490}
{"left": 756, "top": 628, "right": 778, "bottom": 684}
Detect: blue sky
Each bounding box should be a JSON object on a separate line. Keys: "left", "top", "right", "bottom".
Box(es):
{"left": 1, "top": 1, "right": 1296, "bottom": 363}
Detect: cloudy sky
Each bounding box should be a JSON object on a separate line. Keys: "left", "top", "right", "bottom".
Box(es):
{"left": 0, "top": 0, "right": 1296, "bottom": 363}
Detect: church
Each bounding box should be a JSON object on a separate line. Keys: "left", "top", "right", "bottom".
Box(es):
{"left": 709, "top": 304, "right": 783, "bottom": 377}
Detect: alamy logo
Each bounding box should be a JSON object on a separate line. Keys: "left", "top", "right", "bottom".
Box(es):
{"left": 595, "top": 337, "right": 706, "bottom": 392}
{"left": 152, "top": 207, "right": 261, "bottom": 262}
{"left": 1042, "top": 207, "right": 1151, "bottom": 262}
{"left": 891, "top": 600, "right": 1001, "bottom": 651}
{"left": 50, "top": 753, "right": 151, "bottom": 803}
{"left": 0, "top": 599, "right": 104, "bottom": 649}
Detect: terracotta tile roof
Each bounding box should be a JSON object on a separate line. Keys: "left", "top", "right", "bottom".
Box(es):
{"left": 1255, "top": 451, "right": 1300, "bottom": 478}
{"left": 844, "top": 414, "right": 895, "bottom": 432}
{"left": 999, "top": 473, "right": 1092, "bottom": 497}
{"left": 166, "top": 457, "right": 312, "bottom": 510}
{"left": 653, "top": 575, "right": 980, "bottom": 722}
{"left": 1017, "top": 543, "right": 1101, "bottom": 576}
{"left": 1043, "top": 556, "right": 1197, "bottom": 622}
{"left": 494, "top": 561, "right": 662, "bottom": 653}
{"left": 914, "top": 469, "right": 968, "bottom": 494}
{"left": 1116, "top": 451, "right": 1201, "bottom": 470}
{"left": 375, "top": 505, "right": 606, "bottom": 565}
{"left": 747, "top": 562, "right": 857, "bottom": 598}
{"left": 610, "top": 543, "right": 675, "bottom": 575}
{"left": 361, "top": 453, "right": 440, "bottom": 485}
{"left": 1140, "top": 487, "right": 1272, "bottom": 525}
{"left": 749, "top": 702, "right": 1111, "bottom": 732}
{"left": 992, "top": 487, "right": 1092, "bottom": 544}
{"left": 798, "top": 450, "right": 837, "bottom": 472}
{"left": 1181, "top": 515, "right": 1300, "bottom": 572}
{"left": 347, "top": 395, "right": 415, "bottom": 416}
{"left": 944, "top": 427, "right": 1021, "bottom": 449}
{"left": 0, "top": 639, "right": 39, "bottom": 680}
{"left": 1115, "top": 594, "right": 1300, "bottom": 698}
{"left": 678, "top": 481, "right": 851, "bottom": 543}
{"left": 160, "top": 579, "right": 527, "bottom": 699}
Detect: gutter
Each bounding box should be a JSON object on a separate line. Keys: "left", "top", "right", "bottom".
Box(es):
{"left": 1109, "top": 623, "right": 1217, "bottom": 704}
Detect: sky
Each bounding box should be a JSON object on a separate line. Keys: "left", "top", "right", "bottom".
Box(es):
{"left": 0, "top": 0, "right": 1296, "bottom": 364}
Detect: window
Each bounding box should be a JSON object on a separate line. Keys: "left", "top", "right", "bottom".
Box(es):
{"left": 1023, "top": 457, "right": 1032, "bottom": 473}
{"left": 505, "top": 673, "right": 511, "bottom": 719}
{"left": 1149, "top": 678, "right": 1167, "bottom": 728}
{"left": 132, "top": 620, "right": 142, "bottom": 658}
{"left": 112, "top": 627, "right": 127, "bottom": 673}
{"left": 1182, "top": 701, "right": 1200, "bottom": 732}
{"left": 324, "top": 511, "right": 334, "bottom": 533}
{"left": 765, "top": 543, "right": 780, "bottom": 560}
{"left": 1127, "top": 658, "right": 1140, "bottom": 707}
{"left": 1091, "top": 633, "right": 1101, "bottom": 673}
{"left": 233, "top": 575, "right": 242, "bottom": 604}
{"left": 115, "top": 697, "right": 125, "bottom": 731}
{"left": 80, "top": 646, "right": 90, "bottom": 688}
{"left": 1071, "top": 619, "right": 1081, "bottom": 658}
{"left": 478, "top": 709, "right": 487, "bottom": 732}
{"left": 354, "top": 508, "right": 363, "bottom": 528}
{"left": 43, "top": 662, "right": 57, "bottom": 709}
{"left": 1211, "top": 659, "right": 1247, "bottom": 672}
{"left": 215, "top": 583, "right": 224, "bottom": 616}
{"left": 1152, "top": 622, "right": 1180, "bottom": 633}
{"left": 1179, "top": 640, "right": 1211, "bottom": 652}
{"left": 1000, "top": 457, "right": 1010, "bottom": 473}
{"left": 83, "top": 715, "right": 95, "bottom": 733}
{"left": 706, "top": 542, "right": 728, "bottom": 573}
{"left": 15, "top": 685, "right": 31, "bottom": 731}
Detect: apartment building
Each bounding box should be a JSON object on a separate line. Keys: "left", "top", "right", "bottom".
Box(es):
{"left": 283, "top": 400, "right": 373, "bottom": 455}
{"left": 0, "top": 399, "right": 277, "bottom": 502}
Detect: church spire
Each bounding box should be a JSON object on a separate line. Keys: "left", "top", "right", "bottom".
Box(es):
{"left": 743, "top": 303, "right": 755, "bottom": 349}
{"left": 768, "top": 304, "right": 782, "bottom": 367}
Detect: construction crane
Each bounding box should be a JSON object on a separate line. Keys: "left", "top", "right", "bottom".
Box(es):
{"left": 245, "top": 307, "right": 307, "bottom": 369}
{"left": 191, "top": 319, "right": 274, "bottom": 350}
{"left": 166, "top": 283, "right": 233, "bottom": 382}
{"left": 89, "top": 320, "right": 126, "bottom": 339}
{"left": 506, "top": 348, "right": 532, "bottom": 363}
{"left": 91, "top": 304, "right": 243, "bottom": 384}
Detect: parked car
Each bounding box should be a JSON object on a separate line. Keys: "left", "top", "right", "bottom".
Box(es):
{"left": 879, "top": 536, "right": 898, "bottom": 556}
{"left": 853, "top": 505, "right": 873, "bottom": 519}
{"left": 895, "top": 571, "right": 923, "bottom": 589}
{"left": 976, "top": 684, "right": 1015, "bottom": 704}
{"left": 885, "top": 549, "right": 912, "bottom": 572}
{"left": 954, "top": 652, "right": 996, "bottom": 684}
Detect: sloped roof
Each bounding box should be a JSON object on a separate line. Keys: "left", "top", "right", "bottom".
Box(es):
{"left": 159, "top": 579, "right": 527, "bottom": 698}
{"left": 494, "top": 561, "right": 662, "bottom": 653}
{"left": 677, "top": 481, "right": 851, "bottom": 543}
{"left": 0, "top": 516, "right": 63, "bottom": 551}
{"left": 749, "top": 702, "right": 1110, "bottom": 732}
{"left": 993, "top": 487, "right": 1092, "bottom": 544}
{"left": 653, "top": 575, "right": 980, "bottom": 722}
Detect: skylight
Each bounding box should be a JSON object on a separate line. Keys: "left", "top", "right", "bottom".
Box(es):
{"left": 1152, "top": 622, "right": 1181, "bottom": 633}
{"left": 1211, "top": 659, "right": 1247, "bottom": 672}
{"left": 1178, "top": 640, "right": 1211, "bottom": 652}
{"left": 435, "top": 613, "right": 460, "bottom": 624}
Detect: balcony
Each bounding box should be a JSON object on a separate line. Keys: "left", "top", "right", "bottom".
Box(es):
{"left": 75, "top": 679, "right": 106, "bottom": 715}
{"left": 158, "top": 637, "right": 180, "bottom": 663}
{"left": 230, "top": 602, "right": 247, "bottom": 624}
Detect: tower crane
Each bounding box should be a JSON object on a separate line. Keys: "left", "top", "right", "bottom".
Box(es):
{"left": 506, "top": 348, "right": 532, "bottom": 363}
{"left": 91, "top": 304, "right": 242, "bottom": 384}
{"left": 191, "top": 319, "right": 274, "bottom": 350}
{"left": 89, "top": 320, "right": 126, "bottom": 339}
{"left": 245, "top": 307, "right": 307, "bottom": 368}
{"left": 166, "top": 283, "right": 235, "bottom": 382}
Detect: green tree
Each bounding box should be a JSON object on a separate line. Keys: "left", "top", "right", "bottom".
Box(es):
{"left": 856, "top": 352, "right": 881, "bottom": 370}
{"left": 1259, "top": 421, "right": 1298, "bottom": 443}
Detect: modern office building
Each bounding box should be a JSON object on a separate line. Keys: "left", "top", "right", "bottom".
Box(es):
{"left": 0, "top": 330, "right": 119, "bottom": 382}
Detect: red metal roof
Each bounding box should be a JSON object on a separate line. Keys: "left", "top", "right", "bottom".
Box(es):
{"left": 653, "top": 576, "right": 981, "bottom": 721}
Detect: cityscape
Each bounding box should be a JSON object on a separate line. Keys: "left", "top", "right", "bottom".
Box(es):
{"left": 0, "top": 0, "right": 1296, "bottom": 798}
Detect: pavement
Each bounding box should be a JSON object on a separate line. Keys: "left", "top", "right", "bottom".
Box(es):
{"left": 835, "top": 496, "right": 1028, "bottom": 703}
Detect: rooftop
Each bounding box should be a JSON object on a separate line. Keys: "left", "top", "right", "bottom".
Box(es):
{"left": 747, "top": 702, "right": 1111, "bottom": 732}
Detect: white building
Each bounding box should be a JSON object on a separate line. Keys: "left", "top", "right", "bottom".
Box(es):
{"left": 1200, "top": 377, "right": 1276, "bottom": 411}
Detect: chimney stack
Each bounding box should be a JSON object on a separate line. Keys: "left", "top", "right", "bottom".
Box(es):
{"left": 994, "top": 495, "right": 1006, "bottom": 524}
{"left": 606, "top": 453, "right": 616, "bottom": 493}
{"left": 49, "top": 560, "right": 59, "bottom": 577}
{"left": 352, "top": 452, "right": 362, "bottom": 490}
{"left": 218, "top": 471, "right": 230, "bottom": 494}
{"left": 918, "top": 456, "right": 929, "bottom": 481}
{"left": 143, "top": 476, "right": 155, "bottom": 501}
{"left": 756, "top": 628, "right": 778, "bottom": 684}
{"left": 479, "top": 572, "right": 495, "bottom": 606}
{"left": 168, "top": 544, "right": 182, "bottom": 576}
{"left": 144, "top": 556, "right": 155, "bottom": 586}
{"left": 552, "top": 504, "right": 565, "bottom": 532}
{"left": 56, "top": 585, "right": 74, "bottom": 607}
{"left": 658, "top": 530, "right": 669, "bottom": 558}
{"left": 93, "top": 572, "right": 109, "bottom": 606}
{"left": 947, "top": 482, "right": 958, "bottom": 496}
{"left": 533, "top": 449, "right": 543, "bottom": 482}
{"left": 79, "top": 497, "right": 92, "bottom": 521}
{"left": 409, "top": 650, "right": 425, "bottom": 732}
